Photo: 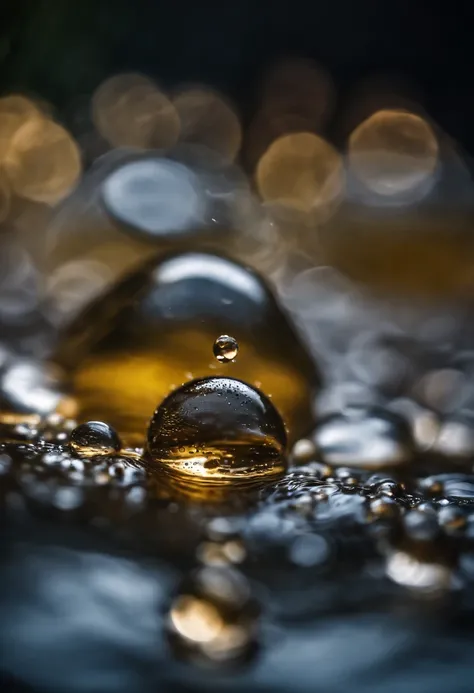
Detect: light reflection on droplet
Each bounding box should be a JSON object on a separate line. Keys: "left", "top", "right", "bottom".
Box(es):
{"left": 173, "top": 87, "right": 242, "bottom": 161}
{"left": 92, "top": 73, "right": 180, "bottom": 150}
{"left": 4, "top": 118, "right": 81, "bottom": 204}
{"left": 256, "top": 132, "right": 343, "bottom": 216}
{"left": 348, "top": 109, "right": 438, "bottom": 197}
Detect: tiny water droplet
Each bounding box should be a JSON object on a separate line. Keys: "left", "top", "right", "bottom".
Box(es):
{"left": 213, "top": 335, "right": 239, "bottom": 363}
{"left": 69, "top": 420, "right": 121, "bottom": 458}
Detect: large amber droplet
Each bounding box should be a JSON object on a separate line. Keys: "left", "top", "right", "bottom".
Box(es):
{"left": 147, "top": 376, "right": 287, "bottom": 486}
{"left": 54, "top": 252, "right": 319, "bottom": 445}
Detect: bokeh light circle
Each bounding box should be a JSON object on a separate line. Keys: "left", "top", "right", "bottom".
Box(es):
{"left": 348, "top": 109, "right": 439, "bottom": 196}
{"left": 4, "top": 118, "right": 82, "bottom": 204}
{"left": 92, "top": 73, "right": 180, "bottom": 150}
{"left": 256, "top": 132, "right": 343, "bottom": 214}
{"left": 173, "top": 87, "right": 242, "bottom": 161}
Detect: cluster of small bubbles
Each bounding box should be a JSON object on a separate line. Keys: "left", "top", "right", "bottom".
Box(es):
{"left": 166, "top": 566, "right": 258, "bottom": 666}
{"left": 213, "top": 335, "right": 239, "bottom": 363}
{"left": 69, "top": 421, "right": 121, "bottom": 458}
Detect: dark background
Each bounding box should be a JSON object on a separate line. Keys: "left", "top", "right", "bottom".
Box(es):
{"left": 0, "top": 0, "right": 473, "bottom": 151}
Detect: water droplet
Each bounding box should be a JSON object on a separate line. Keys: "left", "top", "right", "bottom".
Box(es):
{"left": 147, "top": 376, "right": 287, "bottom": 487}
{"left": 213, "top": 335, "right": 239, "bottom": 363}
{"left": 69, "top": 421, "right": 121, "bottom": 458}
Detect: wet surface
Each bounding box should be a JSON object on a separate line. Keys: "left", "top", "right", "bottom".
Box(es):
{"left": 2, "top": 411, "right": 474, "bottom": 693}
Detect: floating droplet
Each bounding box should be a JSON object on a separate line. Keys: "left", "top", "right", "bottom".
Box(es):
{"left": 313, "top": 407, "right": 414, "bottom": 468}
{"left": 167, "top": 566, "right": 258, "bottom": 666}
{"left": 55, "top": 252, "right": 319, "bottom": 444}
{"left": 69, "top": 421, "right": 121, "bottom": 458}
{"left": 147, "top": 376, "right": 287, "bottom": 486}
{"left": 213, "top": 335, "right": 238, "bottom": 363}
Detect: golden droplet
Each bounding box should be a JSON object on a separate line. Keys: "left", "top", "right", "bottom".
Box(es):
{"left": 256, "top": 132, "right": 343, "bottom": 214}
{"left": 4, "top": 118, "right": 82, "bottom": 204}
{"left": 173, "top": 86, "right": 242, "bottom": 161}
{"left": 0, "top": 95, "right": 42, "bottom": 163}
{"left": 92, "top": 72, "right": 180, "bottom": 150}
{"left": 348, "top": 109, "right": 438, "bottom": 196}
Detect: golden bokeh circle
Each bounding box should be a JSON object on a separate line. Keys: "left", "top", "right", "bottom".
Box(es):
{"left": 256, "top": 132, "right": 343, "bottom": 213}
{"left": 0, "top": 95, "right": 42, "bottom": 163}
{"left": 173, "top": 87, "right": 242, "bottom": 161}
{"left": 348, "top": 109, "right": 438, "bottom": 196}
{"left": 92, "top": 72, "right": 180, "bottom": 150}
{"left": 4, "top": 118, "right": 82, "bottom": 204}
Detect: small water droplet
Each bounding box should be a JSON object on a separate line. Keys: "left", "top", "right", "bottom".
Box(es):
{"left": 213, "top": 335, "right": 239, "bottom": 363}
{"left": 69, "top": 420, "right": 121, "bottom": 458}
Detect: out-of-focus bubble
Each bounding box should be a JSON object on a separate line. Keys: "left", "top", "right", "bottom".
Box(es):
{"left": 173, "top": 87, "right": 242, "bottom": 161}
{"left": 0, "top": 358, "right": 68, "bottom": 417}
{"left": 0, "top": 95, "right": 42, "bottom": 163}
{"left": 167, "top": 567, "right": 258, "bottom": 666}
{"left": 101, "top": 157, "right": 205, "bottom": 237}
{"left": 4, "top": 118, "right": 81, "bottom": 204}
{"left": 348, "top": 109, "right": 438, "bottom": 198}
{"left": 92, "top": 73, "right": 180, "bottom": 150}
{"left": 412, "top": 369, "right": 469, "bottom": 415}
{"left": 0, "top": 240, "right": 40, "bottom": 324}
{"left": 256, "top": 132, "right": 343, "bottom": 216}
{"left": 386, "top": 550, "right": 451, "bottom": 594}
{"left": 46, "top": 258, "right": 115, "bottom": 326}
{"left": 260, "top": 57, "right": 334, "bottom": 126}
{"left": 245, "top": 110, "right": 316, "bottom": 172}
